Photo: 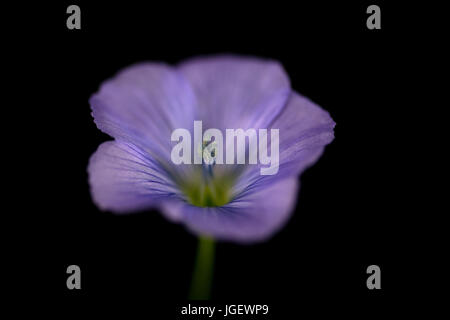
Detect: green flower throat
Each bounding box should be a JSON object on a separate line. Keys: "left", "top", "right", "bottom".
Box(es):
{"left": 180, "top": 140, "right": 235, "bottom": 207}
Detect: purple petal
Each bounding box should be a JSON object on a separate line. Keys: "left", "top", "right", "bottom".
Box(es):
{"left": 234, "top": 92, "right": 335, "bottom": 195}
{"left": 160, "top": 178, "right": 299, "bottom": 243}
{"left": 178, "top": 55, "right": 291, "bottom": 131}
{"left": 88, "top": 141, "right": 181, "bottom": 213}
{"left": 90, "top": 62, "right": 198, "bottom": 161}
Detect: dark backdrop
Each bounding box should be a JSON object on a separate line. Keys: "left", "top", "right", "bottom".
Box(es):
{"left": 10, "top": 1, "right": 429, "bottom": 317}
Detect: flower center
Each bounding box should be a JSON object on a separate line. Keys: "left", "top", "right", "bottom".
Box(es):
{"left": 181, "top": 139, "right": 234, "bottom": 207}
{"left": 182, "top": 172, "right": 233, "bottom": 207}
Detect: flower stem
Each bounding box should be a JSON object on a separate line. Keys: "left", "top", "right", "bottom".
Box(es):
{"left": 189, "top": 236, "right": 215, "bottom": 300}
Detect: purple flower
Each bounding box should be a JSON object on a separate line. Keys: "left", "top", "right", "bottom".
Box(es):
{"left": 88, "top": 55, "right": 335, "bottom": 244}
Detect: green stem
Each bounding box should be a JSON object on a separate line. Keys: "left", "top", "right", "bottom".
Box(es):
{"left": 189, "top": 236, "right": 215, "bottom": 300}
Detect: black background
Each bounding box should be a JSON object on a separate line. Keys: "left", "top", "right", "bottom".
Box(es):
{"left": 8, "top": 0, "right": 437, "bottom": 317}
